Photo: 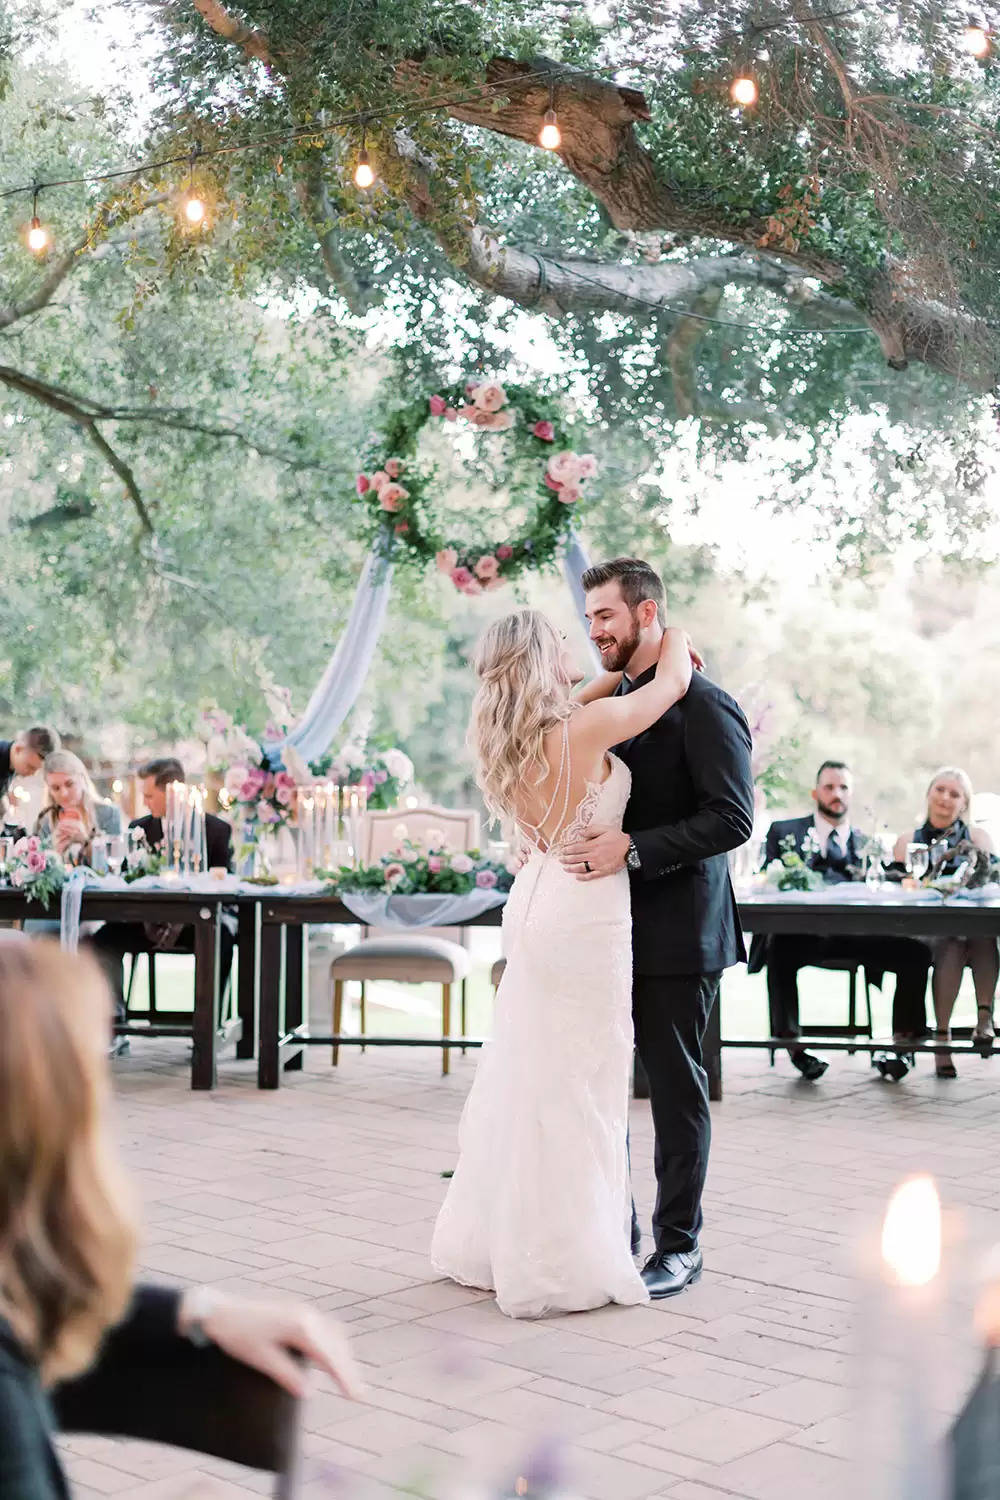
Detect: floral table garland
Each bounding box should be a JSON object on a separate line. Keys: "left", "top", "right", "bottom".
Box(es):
{"left": 319, "top": 839, "right": 517, "bottom": 896}
{"left": 356, "top": 378, "right": 598, "bottom": 595}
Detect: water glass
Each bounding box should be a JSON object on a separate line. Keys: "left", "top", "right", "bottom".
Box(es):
{"left": 90, "top": 834, "right": 109, "bottom": 876}
{"left": 906, "top": 842, "right": 930, "bottom": 882}
{"left": 0, "top": 835, "right": 11, "bottom": 884}
{"left": 865, "top": 853, "right": 885, "bottom": 891}
{"left": 106, "top": 834, "right": 126, "bottom": 877}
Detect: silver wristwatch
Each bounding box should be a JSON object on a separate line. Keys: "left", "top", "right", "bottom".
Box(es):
{"left": 181, "top": 1285, "right": 220, "bottom": 1348}
{"left": 625, "top": 838, "right": 642, "bottom": 873}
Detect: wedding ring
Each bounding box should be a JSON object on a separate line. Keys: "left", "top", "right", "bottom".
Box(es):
{"left": 584, "top": 860, "right": 592, "bottom": 873}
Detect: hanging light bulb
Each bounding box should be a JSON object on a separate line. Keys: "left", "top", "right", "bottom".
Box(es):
{"left": 539, "top": 107, "right": 562, "bottom": 150}
{"left": 180, "top": 145, "right": 208, "bottom": 229}
{"left": 730, "top": 74, "right": 759, "bottom": 107}
{"left": 353, "top": 147, "right": 375, "bottom": 189}
{"left": 26, "top": 186, "right": 50, "bottom": 254}
{"left": 962, "top": 21, "right": 990, "bottom": 55}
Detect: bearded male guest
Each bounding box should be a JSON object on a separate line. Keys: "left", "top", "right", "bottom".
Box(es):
{"left": 561, "top": 558, "right": 754, "bottom": 1299}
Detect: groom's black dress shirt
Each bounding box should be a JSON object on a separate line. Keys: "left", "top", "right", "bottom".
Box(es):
{"left": 615, "top": 668, "right": 754, "bottom": 976}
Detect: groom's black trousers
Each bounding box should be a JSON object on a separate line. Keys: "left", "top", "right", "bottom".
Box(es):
{"left": 632, "top": 971, "right": 721, "bottom": 1256}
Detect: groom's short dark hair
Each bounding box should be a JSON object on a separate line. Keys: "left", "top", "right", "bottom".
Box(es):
{"left": 581, "top": 557, "right": 665, "bottom": 624}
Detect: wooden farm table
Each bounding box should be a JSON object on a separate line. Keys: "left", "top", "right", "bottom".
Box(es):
{"left": 0, "top": 887, "right": 227, "bottom": 1090}
{"left": 244, "top": 888, "right": 1000, "bottom": 1096}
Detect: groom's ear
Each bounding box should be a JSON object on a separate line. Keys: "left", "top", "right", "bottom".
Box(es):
{"left": 638, "top": 599, "right": 659, "bottom": 631}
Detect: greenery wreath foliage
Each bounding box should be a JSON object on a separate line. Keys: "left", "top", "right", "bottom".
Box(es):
{"left": 355, "top": 377, "right": 598, "bottom": 593}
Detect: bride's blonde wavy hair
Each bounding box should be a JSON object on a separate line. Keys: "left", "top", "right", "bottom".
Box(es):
{"left": 469, "top": 610, "right": 573, "bottom": 827}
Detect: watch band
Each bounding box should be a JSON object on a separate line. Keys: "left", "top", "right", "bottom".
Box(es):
{"left": 625, "top": 838, "right": 642, "bottom": 873}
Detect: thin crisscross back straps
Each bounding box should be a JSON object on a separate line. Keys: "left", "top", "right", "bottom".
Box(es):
{"left": 516, "top": 719, "right": 572, "bottom": 854}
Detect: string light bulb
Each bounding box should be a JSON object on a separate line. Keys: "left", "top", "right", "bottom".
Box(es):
{"left": 539, "top": 107, "right": 561, "bottom": 150}
{"left": 180, "top": 145, "right": 208, "bottom": 230}
{"left": 26, "top": 187, "right": 50, "bottom": 254}
{"left": 353, "top": 147, "right": 375, "bottom": 189}
{"left": 962, "top": 22, "right": 990, "bottom": 55}
{"left": 730, "top": 74, "right": 759, "bottom": 107}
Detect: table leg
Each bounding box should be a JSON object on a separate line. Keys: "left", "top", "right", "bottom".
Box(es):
{"left": 284, "top": 925, "right": 304, "bottom": 1072}
{"left": 192, "top": 905, "right": 220, "bottom": 1091}
{"left": 706, "top": 984, "right": 723, "bottom": 1102}
{"left": 258, "top": 918, "right": 284, "bottom": 1089}
{"left": 235, "top": 903, "right": 257, "bottom": 1059}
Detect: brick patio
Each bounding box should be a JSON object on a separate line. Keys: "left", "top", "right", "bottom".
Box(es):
{"left": 60, "top": 1041, "right": 1000, "bottom": 1499}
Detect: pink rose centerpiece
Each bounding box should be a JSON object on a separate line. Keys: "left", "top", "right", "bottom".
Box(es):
{"left": 321, "top": 839, "right": 517, "bottom": 899}
{"left": 6, "top": 838, "right": 66, "bottom": 909}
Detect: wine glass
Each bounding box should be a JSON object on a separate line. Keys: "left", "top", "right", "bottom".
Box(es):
{"left": 906, "top": 842, "right": 930, "bottom": 883}
{"left": 106, "top": 834, "right": 126, "bottom": 878}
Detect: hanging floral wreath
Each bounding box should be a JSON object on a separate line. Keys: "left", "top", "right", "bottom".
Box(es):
{"left": 355, "top": 378, "right": 598, "bottom": 594}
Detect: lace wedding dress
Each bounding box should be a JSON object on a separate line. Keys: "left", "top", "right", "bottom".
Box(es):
{"left": 431, "top": 730, "right": 648, "bottom": 1318}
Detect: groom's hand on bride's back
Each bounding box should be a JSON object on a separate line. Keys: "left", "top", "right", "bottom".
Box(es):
{"left": 560, "top": 825, "right": 630, "bottom": 880}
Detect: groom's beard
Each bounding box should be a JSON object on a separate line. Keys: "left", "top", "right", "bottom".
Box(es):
{"left": 595, "top": 618, "right": 642, "bottom": 674}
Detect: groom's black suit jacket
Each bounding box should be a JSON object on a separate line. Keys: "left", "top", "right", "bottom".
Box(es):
{"left": 614, "top": 668, "right": 754, "bottom": 977}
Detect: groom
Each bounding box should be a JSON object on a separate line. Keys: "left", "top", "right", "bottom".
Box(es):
{"left": 563, "top": 558, "right": 754, "bottom": 1298}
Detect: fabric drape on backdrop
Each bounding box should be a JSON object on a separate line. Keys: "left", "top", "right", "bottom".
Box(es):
{"left": 562, "top": 530, "right": 601, "bottom": 669}
{"left": 262, "top": 547, "right": 394, "bottom": 767}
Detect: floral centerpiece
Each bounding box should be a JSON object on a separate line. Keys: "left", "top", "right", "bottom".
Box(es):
{"left": 311, "top": 742, "right": 414, "bottom": 812}
{"left": 123, "top": 829, "right": 164, "bottom": 883}
{"left": 323, "top": 839, "right": 517, "bottom": 897}
{"left": 764, "top": 832, "right": 826, "bottom": 892}
{"left": 6, "top": 836, "right": 66, "bottom": 908}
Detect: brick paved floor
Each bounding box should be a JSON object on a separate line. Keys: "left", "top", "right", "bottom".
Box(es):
{"left": 60, "top": 1041, "right": 1000, "bottom": 1499}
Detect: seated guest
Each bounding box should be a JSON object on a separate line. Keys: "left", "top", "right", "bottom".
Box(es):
{"left": 893, "top": 766, "right": 998, "bottom": 1079}
{"left": 91, "top": 758, "right": 235, "bottom": 1023}
{"left": 0, "top": 937, "right": 361, "bottom": 1500}
{"left": 35, "top": 749, "right": 122, "bottom": 862}
{"left": 749, "top": 760, "right": 931, "bottom": 1081}
{"left": 0, "top": 725, "right": 59, "bottom": 802}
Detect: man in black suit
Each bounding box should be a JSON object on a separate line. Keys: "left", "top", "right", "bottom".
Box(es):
{"left": 562, "top": 558, "right": 754, "bottom": 1300}
{"left": 749, "top": 760, "right": 931, "bottom": 1080}
{"left": 91, "top": 757, "right": 235, "bottom": 1022}
{"left": 0, "top": 724, "right": 60, "bottom": 803}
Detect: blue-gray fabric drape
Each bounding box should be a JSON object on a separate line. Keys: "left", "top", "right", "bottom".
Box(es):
{"left": 562, "top": 530, "right": 601, "bottom": 669}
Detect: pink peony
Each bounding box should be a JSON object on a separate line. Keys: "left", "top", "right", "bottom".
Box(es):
{"left": 384, "top": 862, "right": 405, "bottom": 885}
{"left": 356, "top": 473, "right": 370, "bottom": 495}
{"left": 476, "top": 868, "right": 498, "bottom": 889}
{"left": 465, "top": 380, "right": 479, "bottom": 397}
{"left": 546, "top": 450, "right": 580, "bottom": 486}
{"left": 274, "top": 771, "right": 296, "bottom": 790}
{"left": 450, "top": 853, "right": 474, "bottom": 875}
{"left": 532, "top": 420, "right": 555, "bottom": 442}
{"left": 475, "top": 554, "right": 500, "bottom": 580}
{"left": 436, "top": 547, "right": 459, "bottom": 573}
{"left": 427, "top": 855, "right": 444, "bottom": 874}
{"left": 450, "top": 566, "right": 473, "bottom": 588}
{"left": 384, "top": 457, "right": 404, "bottom": 479}
{"left": 444, "top": 406, "right": 458, "bottom": 421}
{"left": 276, "top": 786, "right": 294, "bottom": 806}
{"left": 27, "top": 850, "right": 46, "bottom": 874}
{"left": 379, "top": 484, "right": 409, "bottom": 511}
{"left": 238, "top": 778, "right": 261, "bottom": 802}
{"left": 428, "top": 394, "right": 447, "bottom": 415}
{"left": 370, "top": 469, "right": 389, "bottom": 492}
{"left": 26, "top": 836, "right": 40, "bottom": 853}
{"left": 472, "top": 382, "right": 507, "bottom": 413}
{"left": 496, "top": 545, "right": 514, "bottom": 560}
{"left": 557, "top": 487, "right": 581, "bottom": 505}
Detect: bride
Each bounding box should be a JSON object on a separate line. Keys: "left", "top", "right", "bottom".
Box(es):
{"left": 431, "top": 610, "right": 695, "bottom": 1318}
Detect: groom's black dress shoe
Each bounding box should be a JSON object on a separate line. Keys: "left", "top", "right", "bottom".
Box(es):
{"left": 790, "top": 1049, "right": 828, "bottom": 1082}
{"left": 641, "top": 1247, "right": 702, "bottom": 1299}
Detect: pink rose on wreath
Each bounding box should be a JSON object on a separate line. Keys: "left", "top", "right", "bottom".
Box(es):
{"left": 472, "top": 383, "right": 507, "bottom": 414}
{"left": 577, "top": 455, "right": 598, "bottom": 479}
{"left": 384, "top": 457, "right": 404, "bottom": 479}
{"left": 444, "top": 406, "right": 458, "bottom": 421}
{"left": 379, "top": 484, "right": 409, "bottom": 511}
{"left": 436, "top": 547, "right": 458, "bottom": 573}
{"left": 475, "top": 554, "right": 500, "bottom": 580}
{"left": 465, "top": 380, "right": 479, "bottom": 397}
{"left": 532, "top": 420, "right": 555, "bottom": 442}
{"left": 356, "top": 473, "right": 370, "bottom": 495}
{"left": 487, "top": 409, "right": 516, "bottom": 431}
{"left": 450, "top": 566, "right": 474, "bottom": 589}
{"left": 496, "top": 544, "right": 514, "bottom": 560}
{"left": 543, "top": 471, "right": 563, "bottom": 492}
{"left": 546, "top": 450, "right": 581, "bottom": 486}
{"left": 557, "top": 487, "right": 581, "bottom": 505}
{"left": 427, "top": 855, "right": 444, "bottom": 874}
{"left": 384, "top": 862, "right": 405, "bottom": 885}
{"left": 476, "top": 868, "right": 498, "bottom": 889}
{"left": 451, "top": 853, "right": 474, "bottom": 875}
{"left": 429, "top": 394, "right": 447, "bottom": 415}
{"left": 370, "top": 469, "right": 389, "bottom": 493}
{"left": 27, "top": 850, "right": 46, "bottom": 874}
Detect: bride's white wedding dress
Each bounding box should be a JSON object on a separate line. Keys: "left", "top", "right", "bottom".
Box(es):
{"left": 431, "top": 731, "right": 648, "bottom": 1318}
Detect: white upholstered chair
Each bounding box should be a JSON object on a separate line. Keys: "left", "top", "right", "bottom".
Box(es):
{"left": 330, "top": 805, "right": 480, "bottom": 1075}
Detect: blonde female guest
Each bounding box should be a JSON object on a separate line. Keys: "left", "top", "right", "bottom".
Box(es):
{"left": 0, "top": 939, "right": 362, "bottom": 1500}
{"left": 893, "top": 766, "right": 999, "bottom": 1078}
{"left": 431, "top": 611, "right": 696, "bottom": 1319}
{"left": 35, "top": 750, "right": 122, "bottom": 863}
